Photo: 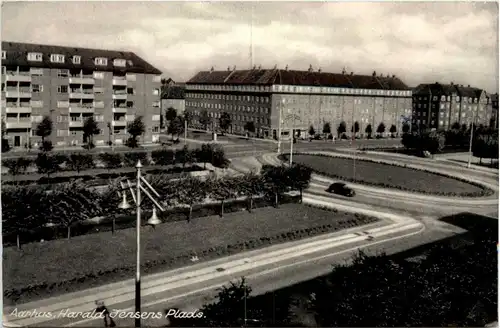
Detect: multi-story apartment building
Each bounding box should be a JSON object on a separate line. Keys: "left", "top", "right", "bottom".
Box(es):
{"left": 161, "top": 84, "right": 185, "bottom": 115}
{"left": 185, "top": 66, "right": 412, "bottom": 139}
{"left": 489, "top": 93, "right": 498, "bottom": 129}
{"left": 1, "top": 41, "right": 162, "bottom": 149}
{"left": 412, "top": 82, "right": 491, "bottom": 131}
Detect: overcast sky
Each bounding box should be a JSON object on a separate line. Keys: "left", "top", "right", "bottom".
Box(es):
{"left": 2, "top": 1, "right": 498, "bottom": 92}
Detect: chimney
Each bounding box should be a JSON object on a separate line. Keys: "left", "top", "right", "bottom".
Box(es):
{"left": 318, "top": 68, "right": 322, "bottom": 73}
{"left": 372, "top": 71, "right": 376, "bottom": 77}
{"left": 210, "top": 66, "right": 214, "bottom": 73}
{"left": 308, "top": 64, "right": 313, "bottom": 72}
{"left": 467, "top": 84, "right": 470, "bottom": 87}
{"left": 350, "top": 72, "right": 354, "bottom": 76}
{"left": 285, "top": 65, "right": 288, "bottom": 71}
{"left": 392, "top": 74, "right": 395, "bottom": 78}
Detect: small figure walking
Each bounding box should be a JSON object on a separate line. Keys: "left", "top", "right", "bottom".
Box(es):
{"left": 95, "top": 300, "right": 116, "bottom": 327}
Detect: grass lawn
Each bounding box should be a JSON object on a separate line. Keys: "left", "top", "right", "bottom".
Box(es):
{"left": 288, "top": 154, "right": 485, "bottom": 195}
{"left": 3, "top": 203, "right": 378, "bottom": 304}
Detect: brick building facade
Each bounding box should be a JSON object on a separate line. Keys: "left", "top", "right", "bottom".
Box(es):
{"left": 185, "top": 67, "right": 412, "bottom": 139}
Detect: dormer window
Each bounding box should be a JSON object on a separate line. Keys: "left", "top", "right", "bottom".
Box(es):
{"left": 127, "top": 60, "right": 133, "bottom": 66}
{"left": 94, "top": 57, "right": 108, "bottom": 66}
{"left": 27, "top": 52, "right": 43, "bottom": 62}
{"left": 113, "top": 58, "right": 126, "bottom": 67}
{"left": 1, "top": 51, "right": 5, "bottom": 60}
{"left": 50, "top": 54, "right": 65, "bottom": 63}
{"left": 72, "top": 56, "right": 81, "bottom": 64}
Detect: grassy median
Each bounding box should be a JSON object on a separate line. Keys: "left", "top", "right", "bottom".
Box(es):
{"left": 4, "top": 203, "right": 379, "bottom": 305}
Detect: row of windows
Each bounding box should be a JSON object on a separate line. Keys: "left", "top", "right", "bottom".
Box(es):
{"left": 16, "top": 51, "right": 132, "bottom": 67}
{"left": 187, "top": 93, "right": 271, "bottom": 103}
{"left": 416, "top": 95, "right": 481, "bottom": 103}
{"left": 187, "top": 84, "right": 412, "bottom": 97}
{"left": 187, "top": 101, "right": 270, "bottom": 114}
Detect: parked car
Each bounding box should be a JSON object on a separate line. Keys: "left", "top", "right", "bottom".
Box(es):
{"left": 326, "top": 182, "right": 355, "bottom": 197}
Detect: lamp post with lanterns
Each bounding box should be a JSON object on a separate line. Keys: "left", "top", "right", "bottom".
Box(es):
{"left": 117, "top": 160, "right": 164, "bottom": 328}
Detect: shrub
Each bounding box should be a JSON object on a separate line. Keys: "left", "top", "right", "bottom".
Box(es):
{"left": 67, "top": 153, "right": 95, "bottom": 173}
{"left": 98, "top": 153, "right": 123, "bottom": 170}
{"left": 35, "top": 153, "right": 61, "bottom": 177}
{"left": 123, "top": 152, "right": 149, "bottom": 167}
{"left": 151, "top": 149, "right": 175, "bottom": 166}
{"left": 2, "top": 157, "right": 32, "bottom": 176}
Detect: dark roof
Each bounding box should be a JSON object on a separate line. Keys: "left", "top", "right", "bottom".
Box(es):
{"left": 161, "top": 85, "right": 185, "bottom": 99}
{"left": 1, "top": 41, "right": 162, "bottom": 75}
{"left": 187, "top": 68, "right": 409, "bottom": 90}
{"left": 413, "top": 82, "right": 486, "bottom": 98}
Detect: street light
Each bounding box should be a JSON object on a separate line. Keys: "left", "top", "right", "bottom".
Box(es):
{"left": 118, "top": 160, "right": 165, "bottom": 328}
{"left": 277, "top": 98, "right": 286, "bottom": 154}
{"left": 282, "top": 111, "right": 300, "bottom": 166}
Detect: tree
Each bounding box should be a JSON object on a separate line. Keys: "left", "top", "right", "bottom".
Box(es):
{"left": 451, "top": 122, "right": 461, "bottom": 130}
{"left": 82, "top": 116, "right": 100, "bottom": 150}
{"left": 261, "top": 165, "right": 288, "bottom": 207}
{"left": 244, "top": 121, "right": 256, "bottom": 138}
{"left": 45, "top": 182, "right": 102, "bottom": 239}
{"left": 289, "top": 164, "right": 312, "bottom": 203}
{"left": 35, "top": 115, "right": 53, "bottom": 147}
{"left": 211, "top": 144, "right": 229, "bottom": 168}
{"left": 322, "top": 122, "right": 331, "bottom": 139}
{"left": 239, "top": 171, "right": 264, "bottom": 212}
{"left": 401, "top": 132, "right": 416, "bottom": 149}
{"left": 123, "top": 152, "right": 149, "bottom": 167}
{"left": 151, "top": 149, "right": 175, "bottom": 166}
{"left": 219, "top": 112, "right": 232, "bottom": 134}
{"left": 389, "top": 124, "right": 397, "bottom": 138}
{"left": 67, "top": 153, "right": 95, "bottom": 173}
{"left": 1, "top": 119, "right": 10, "bottom": 153}
{"left": 175, "top": 145, "right": 194, "bottom": 168}
{"left": 308, "top": 125, "right": 315, "bottom": 139}
{"left": 171, "top": 176, "right": 206, "bottom": 222}
{"left": 337, "top": 121, "right": 347, "bottom": 137}
{"left": 126, "top": 116, "right": 145, "bottom": 148}
{"left": 199, "top": 110, "right": 210, "bottom": 130}
{"left": 2, "top": 157, "right": 32, "bottom": 177}
{"left": 365, "top": 124, "right": 373, "bottom": 139}
{"left": 165, "top": 107, "right": 177, "bottom": 122}
{"left": 402, "top": 123, "right": 410, "bottom": 134}
{"left": 207, "top": 175, "right": 237, "bottom": 217}
{"left": 198, "top": 143, "right": 214, "bottom": 169}
{"left": 184, "top": 111, "right": 193, "bottom": 128}
{"left": 422, "top": 130, "right": 445, "bottom": 154}
{"left": 376, "top": 122, "right": 386, "bottom": 137}
{"left": 2, "top": 186, "right": 46, "bottom": 249}
{"left": 35, "top": 153, "right": 61, "bottom": 177}
{"left": 168, "top": 116, "right": 184, "bottom": 141}
{"left": 98, "top": 153, "right": 123, "bottom": 171}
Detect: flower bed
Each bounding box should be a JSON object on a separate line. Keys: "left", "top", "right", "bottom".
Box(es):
{"left": 3, "top": 203, "right": 379, "bottom": 305}
{"left": 280, "top": 153, "right": 493, "bottom": 197}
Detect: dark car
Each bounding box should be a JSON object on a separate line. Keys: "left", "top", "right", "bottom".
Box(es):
{"left": 326, "top": 182, "right": 355, "bottom": 197}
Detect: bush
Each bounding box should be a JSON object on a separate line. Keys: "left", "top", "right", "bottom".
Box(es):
{"left": 39, "top": 140, "right": 54, "bottom": 152}
{"left": 67, "top": 153, "right": 95, "bottom": 173}
{"left": 123, "top": 152, "right": 149, "bottom": 167}
{"left": 2, "top": 157, "right": 32, "bottom": 176}
{"left": 98, "top": 153, "right": 123, "bottom": 170}
{"left": 151, "top": 149, "right": 175, "bottom": 166}
{"left": 35, "top": 153, "right": 61, "bottom": 177}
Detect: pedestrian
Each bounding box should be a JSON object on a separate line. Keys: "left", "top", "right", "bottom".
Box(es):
{"left": 95, "top": 300, "right": 116, "bottom": 327}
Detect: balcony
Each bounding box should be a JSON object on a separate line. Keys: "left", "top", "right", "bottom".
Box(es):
{"left": 69, "top": 76, "right": 95, "bottom": 85}
{"left": 69, "top": 106, "right": 95, "bottom": 114}
{"left": 69, "top": 120, "right": 84, "bottom": 128}
{"left": 112, "top": 77, "right": 128, "bottom": 86}
{"left": 112, "top": 91, "right": 127, "bottom": 100}
{"left": 4, "top": 71, "right": 32, "bottom": 83}
{"left": 69, "top": 90, "right": 95, "bottom": 99}
{"left": 5, "top": 89, "right": 32, "bottom": 98}
{"left": 5, "top": 105, "right": 32, "bottom": 114}
{"left": 112, "top": 107, "right": 128, "bottom": 113}
{"left": 5, "top": 119, "right": 32, "bottom": 129}
{"left": 112, "top": 120, "right": 127, "bottom": 126}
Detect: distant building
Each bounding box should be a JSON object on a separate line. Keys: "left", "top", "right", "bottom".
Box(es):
{"left": 412, "top": 82, "right": 491, "bottom": 131}
{"left": 489, "top": 93, "right": 498, "bottom": 129}
{"left": 1, "top": 41, "right": 162, "bottom": 148}
{"left": 161, "top": 85, "right": 185, "bottom": 115}
{"left": 185, "top": 66, "right": 412, "bottom": 139}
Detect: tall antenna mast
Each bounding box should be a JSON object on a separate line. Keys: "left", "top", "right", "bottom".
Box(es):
{"left": 250, "top": 4, "right": 254, "bottom": 69}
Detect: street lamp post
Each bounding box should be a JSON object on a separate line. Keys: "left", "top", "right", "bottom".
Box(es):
{"left": 118, "top": 160, "right": 164, "bottom": 328}
{"left": 283, "top": 112, "right": 300, "bottom": 166}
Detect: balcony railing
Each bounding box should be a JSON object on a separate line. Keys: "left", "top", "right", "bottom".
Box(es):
{"left": 69, "top": 75, "right": 95, "bottom": 85}
{"left": 112, "top": 77, "right": 128, "bottom": 86}
{"left": 69, "top": 90, "right": 95, "bottom": 99}
{"left": 5, "top": 89, "right": 32, "bottom": 98}
{"left": 5, "top": 119, "right": 32, "bottom": 129}
{"left": 5, "top": 105, "right": 32, "bottom": 114}
{"left": 5, "top": 71, "right": 32, "bottom": 82}
{"left": 69, "top": 106, "right": 95, "bottom": 113}
{"left": 112, "top": 107, "right": 128, "bottom": 113}
{"left": 112, "top": 120, "right": 127, "bottom": 126}
{"left": 69, "top": 120, "right": 84, "bottom": 127}
{"left": 112, "top": 92, "right": 127, "bottom": 100}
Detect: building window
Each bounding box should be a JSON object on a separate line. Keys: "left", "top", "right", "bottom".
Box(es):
{"left": 94, "top": 72, "right": 104, "bottom": 79}
{"left": 32, "top": 84, "right": 43, "bottom": 93}
{"left": 152, "top": 115, "right": 160, "bottom": 121}
{"left": 58, "top": 69, "right": 69, "bottom": 77}
{"left": 30, "top": 68, "right": 43, "bottom": 76}
{"left": 127, "top": 88, "right": 135, "bottom": 95}
{"left": 72, "top": 56, "right": 81, "bottom": 64}
{"left": 50, "top": 54, "right": 65, "bottom": 63}
{"left": 27, "top": 52, "right": 43, "bottom": 62}
{"left": 58, "top": 85, "right": 68, "bottom": 93}
{"left": 153, "top": 101, "right": 160, "bottom": 108}
{"left": 1, "top": 51, "right": 5, "bottom": 60}
{"left": 113, "top": 58, "right": 126, "bottom": 67}
{"left": 94, "top": 57, "right": 108, "bottom": 66}
{"left": 153, "top": 88, "right": 160, "bottom": 96}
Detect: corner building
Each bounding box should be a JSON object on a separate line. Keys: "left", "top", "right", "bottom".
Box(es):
{"left": 1, "top": 41, "right": 162, "bottom": 149}
{"left": 412, "top": 82, "right": 492, "bottom": 131}
{"left": 185, "top": 68, "right": 412, "bottom": 139}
